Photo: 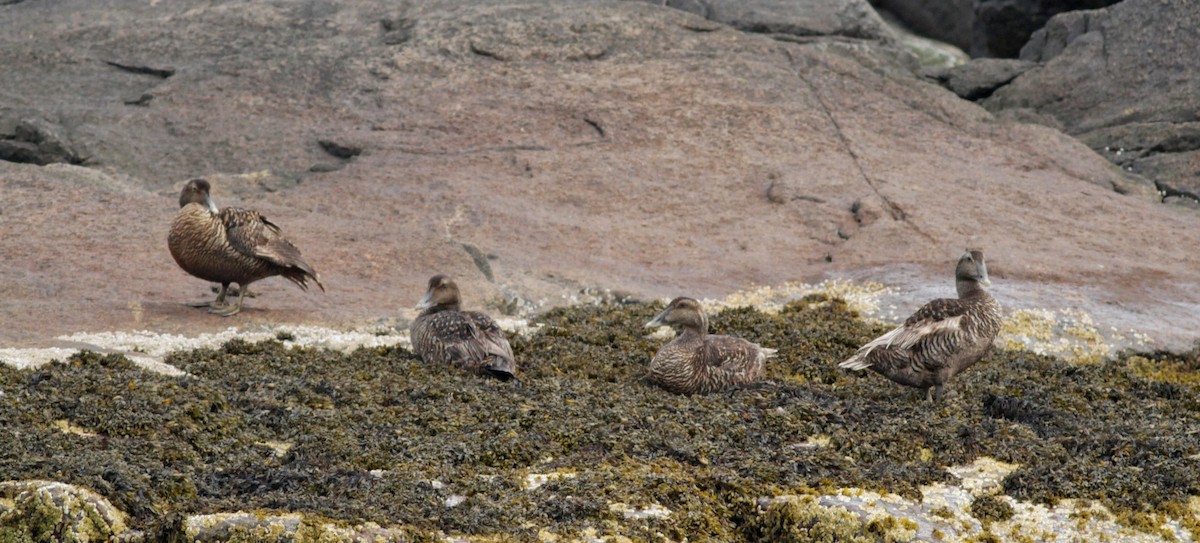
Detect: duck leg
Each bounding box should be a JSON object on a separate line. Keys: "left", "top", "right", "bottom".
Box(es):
{"left": 210, "top": 283, "right": 247, "bottom": 317}
{"left": 188, "top": 283, "right": 231, "bottom": 309}
{"left": 925, "top": 385, "right": 944, "bottom": 403}
{"left": 220, "top": 285, "right": 258, "bottom": 299}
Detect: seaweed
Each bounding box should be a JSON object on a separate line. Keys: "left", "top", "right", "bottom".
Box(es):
{"left": 0, "top": 299, "right": 1197, "bottom": 540}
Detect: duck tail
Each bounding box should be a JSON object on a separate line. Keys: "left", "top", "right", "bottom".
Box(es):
{"left": 284, "top": 265, "right": 325, "bottom": 293}
{"left": 838, "top": 353, "right": 873, "bottom": 371}
{"left": 485, "top": 355, "right": 516, "bottom": 382}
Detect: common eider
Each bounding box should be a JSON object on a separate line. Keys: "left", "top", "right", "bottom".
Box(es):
{"left": 409, "top": 274, "right": 516, "bottom": 381}
{"left": 167, "top": 179, "right": 324, "bottom": 316}
{"left": 839, "top": 249, "right": 1002, "bottom": 401}
{"left": 644, "top": 297, "right": 773, "bottom": 394}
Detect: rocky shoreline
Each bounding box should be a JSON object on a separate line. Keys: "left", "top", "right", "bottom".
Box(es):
{"left": 2, "top": 0, "right": 1199, "bottom": 540}
{"left": 2, "top": 287, "right": 1197, "bottom": 542}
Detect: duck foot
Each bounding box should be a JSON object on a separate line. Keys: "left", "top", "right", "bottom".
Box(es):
{"left": 208, "top": 304, "right": 242, "bottom": 317}
{"left": 188, "top": 283, "right": 231, "bottom": 309}
{"left": 208, "top": 285, "right": 247, "bottom": 317}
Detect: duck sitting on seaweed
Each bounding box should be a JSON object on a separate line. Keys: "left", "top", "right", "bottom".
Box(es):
{"left": 840, "top": 249, "right": 1002, "bottom": 401}
{"left": 644, "top": 297, "right": 773, "bottom": 394}
{"left": 410, "top": 274, "right": 516, "bottom": 381}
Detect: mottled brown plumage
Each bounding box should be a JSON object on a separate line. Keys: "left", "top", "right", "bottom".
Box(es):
{"left": 167, "top": 179, "right": 324, "bottom": 316}
{"left": 409, "top": 275, "right": 515, "bottom": 381}
{"left": 840, "top": 250, "right": 1002, "bottom": 401}
{"left": 644, "top": 297, "right": 772, "bottom": 394}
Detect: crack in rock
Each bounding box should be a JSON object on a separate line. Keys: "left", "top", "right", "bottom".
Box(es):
{"left": 103, "top": 61, "right": 175, "bottom": 79}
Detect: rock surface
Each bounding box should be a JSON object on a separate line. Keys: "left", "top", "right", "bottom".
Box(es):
{"left": 656, "top": 0, "right": 895, "bottom": 41}
{"left": 937, "top": 57, "right": 1036, "bottom": 100}
{"left": 0, "top": 0, "right": 1198, "bottom": 353}
{"left": 986, "top": 0, "right": 1200, "bottom": 202}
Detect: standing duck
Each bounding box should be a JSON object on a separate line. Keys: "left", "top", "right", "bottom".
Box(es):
{"left": 409, "top": 274, "right": 515, "bottom": 381}
{"left": 644, "top": 297, "right": 772, "bottom": 394}
{"left": 839, "top": 249, "right": 1002, "bottom": 401}
{"left": 167, "top": 179, "right": 324, "bottom": 316}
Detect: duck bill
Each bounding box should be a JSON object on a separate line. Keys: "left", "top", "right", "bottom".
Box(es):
{"left": 204, "top": 194, "right": 219, "bottom": 214}
{"left": 979, "top": 263, "right": 991, "bottom": 287}
{"left": 416, "top": 289, "right": 434, "bottom": 310}
{"left": 644, "top": 307, "right": 670, "bottom": 328}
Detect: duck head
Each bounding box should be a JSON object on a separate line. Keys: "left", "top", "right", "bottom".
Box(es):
{"left": 956, "top": 249, "right": 991, "bottom": 297}
{"left": 645, "top": 297, "right": 708, "bottom": 334}
{"left": 178, "top": 179, "right": 218, "bottom": 213}
{"left": 417, "top": 274, "right": 461, "bottom": 311}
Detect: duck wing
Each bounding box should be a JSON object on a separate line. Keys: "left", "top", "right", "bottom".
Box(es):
{"left": 463, "top": 312, "right": 515, "bottom": 364}
{"left": 220, "top": 208, "right": 323, "bottom": 290}
{"left": 700, "top": 336, "right": 764, "bottom": 370}
{"left": 840, "top": 298, "right": 967, "bottom": 370}
{"left": 420, "top": 311, "right": 515, "bottom": 378}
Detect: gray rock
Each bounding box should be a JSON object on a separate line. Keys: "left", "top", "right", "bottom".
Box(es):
{"left": 1017, "top": 6, "right": 1104, "bottom": 62}
{"left": 0, "top": 117, "right": 86, "bottom": 166}
{"left": 654, "top": 0, "right": 894, "bottom": 41}
{"left": 940, "top": 57, "right": 1036, "bottom": 100}
{"left": 986, "top": 0, "right": 1200, "bottom": 200}
{"left": 973, "top": 0, "right": 1119, "bottom": 58}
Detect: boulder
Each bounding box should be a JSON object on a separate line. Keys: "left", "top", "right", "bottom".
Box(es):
{"left": 938, "top": 57, "right": 1036, "bottom": 100}
{"left": 973, "top": 0, "right": 1119, "bottom": 58}
{"left": 986, "top": 0, "right": 1200, "bottom": 202}
{"left": 0, "top": 0, "right": 1197, "bottom": 350}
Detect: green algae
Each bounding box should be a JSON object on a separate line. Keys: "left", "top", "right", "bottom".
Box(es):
{"left": 739, "top": 496, "right": 876, "bottom": 542}
{"left": 970, "top": 494, "right": 1014, "bottom": 524}
{"left": 0, "top": 298, "right": 1197, "bottom": 540}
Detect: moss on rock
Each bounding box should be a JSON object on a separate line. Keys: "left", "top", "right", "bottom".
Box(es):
{"left": 970, "top": 494, "right": 1015, "bottom": 524}
{"left": 0, "top": 481, "right": 128, "bottom": 542}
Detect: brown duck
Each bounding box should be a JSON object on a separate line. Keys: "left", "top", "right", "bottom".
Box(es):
{"left": 409, "top": 275, "right": 515, "bottom": 381}
{"left": 167, "top": 179, "right": 324, "bottom": 316}
{"left": 644, "top": 297, "right": 772, "bottom": 394}
{"left": 840, "top": 250, "right": 1002, "bottom": 401}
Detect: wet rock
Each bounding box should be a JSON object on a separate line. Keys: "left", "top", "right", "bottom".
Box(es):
{"left": 938, "top": 58, "right": 1036, "bottom": 100}
{"left": 986, "top": 0, "right": 1200, "bottom": 201}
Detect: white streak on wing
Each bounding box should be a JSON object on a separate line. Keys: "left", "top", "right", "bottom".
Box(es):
{"left": 838, "top": 315, "right": 963, "bottom": 370}
{"left": 896, "top": 315, "right": 963, "bottom": 349}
